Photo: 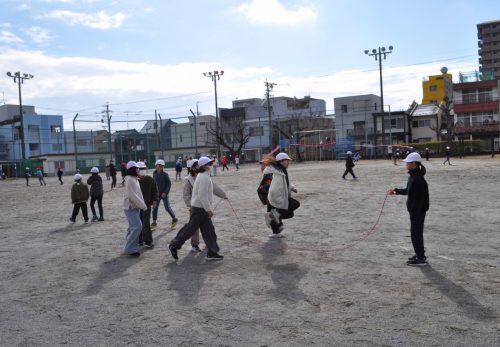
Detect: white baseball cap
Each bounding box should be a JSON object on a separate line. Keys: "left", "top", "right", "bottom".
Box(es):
{"left": 137, "top": 162, "right": 147, "bottom": 169}
{"left": 403, "top": 152, "right": 422, "bottom": 163}
{"left": 187, "top": 159, "right": 198, "bottom": 168}
{"left": 346, "top": 151, "right": 352, "bottom": 155}
{"left": 155, "top": 159, "right": 165, "bottom": 166}
{"left": 446, "top": 146, "right": 450, "bottom": 149}
{"left": 198, "top": 156, "right": 214, "bottom": 167}
{"left": 126, "top": 161, "right": 139, "bottom": 169}
{"left": 90, "top": 167, "right": 99, "bottom": 173}
{"left": 74, "top": 173, "right": 82, "bottom": 181}
{"left": 276, "top": 152, "right": 292, "bottom": 161}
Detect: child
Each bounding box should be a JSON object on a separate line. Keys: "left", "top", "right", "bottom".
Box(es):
{"left": 443, "top": 146, "right": 452, "bottom": 165}
{"left": 235, "top": 155, "right": 240, "bottom": 171}
{"left": 262, "top": 153, "right": 300, "bottom": 238}
{"left": 123, "top": 161, "right": 148, "bottom": 257}
{"left": 70, "top": 173, "right": 90, "bottom": 224}
{"left": 57, "top": 167, "right": 64, "bottom": 185}
{"left": 137, "top": 162, "right": 158, "bottom": 249}
{"left": 169, "top": 156, "right": 228, "bottom": 261}
{"left": 175, "top": 158, "right": 183, "bottom": 181}
{"left": 87, "top": 167, "right": 104, "bottom": 222}
{"left": 36, "top": 168, "right": 46, "bottom": 186}
{"left": 105, "top": 165, "right": 110, "bottom": 181}
{"left": 388, "top": 152, "right": 429, "bottom": 266}
{"left": 342, "top": 151, "right": 357, "bottom": 180}
{"left": 24, "top": 167, "right": 31, "bottom": 186}
{"left": 222, "top": 156, "right": 229, "bottom": 171}
{"left": 152, "top": 159, "right": 178, "bottom": 229}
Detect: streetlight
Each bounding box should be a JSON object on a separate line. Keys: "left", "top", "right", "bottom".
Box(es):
{"left": 204, "top": 70, "right": 224, "bottom": 158}
{"left": 364, "top": 46, "right": 393, "bottom": 156}
{"left": 6, "top": 71, "right": 34, "bottom": 161}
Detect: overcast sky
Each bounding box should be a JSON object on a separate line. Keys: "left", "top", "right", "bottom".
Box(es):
{"left": 0, "top": 0, "right": 498, "bottom": 131}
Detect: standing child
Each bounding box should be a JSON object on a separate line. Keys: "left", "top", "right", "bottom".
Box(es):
{"left": 36, "top": 168, "right": 46, "bottom": 186}
{"left": 57, "top": 167, "right": 64, "bottom": 185}
{"left": 87, "top": 167, "right": 104, "bottom": 222}
{"left": 175, "top": 158, "right": 183, "bottom": 181}
{"left": 235, "top": 155, "right": 240, "bottom": 171}
{"left": 262, "top": 153, "right": 300, "bottom": 238}
{"left": 222, "top": 156, "right": 229, "bottom": 171}
{"left": 24, "top": 167, "right": 31, "bottom": 186}
{"left": 443, "top": 146, "right": 452, "bottom": 165}
{"left": 105, "top": 165, "right": 110, "bottom": 181}
{"left": 388, "top": 152, "right": 429, "bottom": 266}
{"left": 152, "top": 159, "right": 178, "bottom": 229}
{"left": 425, "top": 148, "right": 430, "bottom": 161}
{"left": 70, "top": 174, "right": 90, "bottom": 224}
{"left": 211, "top": 156, "right": 218, "bottom": 177}
{"left": 109, "top": 160, "right": 117, "bottom": 188}
{"left": 137, "top": 162, "right": 158, "bottom": 248}
{"left": 123, "top": 161, "right": 148, "bottom": 257}
{"left": 342, "top": 151, "right": 357, "bottom": 180}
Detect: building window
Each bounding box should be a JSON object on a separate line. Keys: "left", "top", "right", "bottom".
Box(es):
{"left": 249, "top": 126, "right": 264, "bottom": 136}
{"left": 28, "top": 125, "right": 40, "bottom": 141}
{"left": 180, "top": 134, "right": 183, "bottom": 143}
{"left": 52, "top": 144, "right": 63, "bottom": 152}
{"left": 341, "top": 105, "right": 348, "bottom": 113}
{"left": 429, "top": 85, "right": 438, "bottom": 92}
{"left": 412, "top": 120, "right": 419, "bottom": 128}
{"left": 54, "top": 161, "right": 65, "bottom": 170}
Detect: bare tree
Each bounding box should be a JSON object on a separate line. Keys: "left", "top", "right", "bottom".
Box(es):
{"left": 437, "top": 96, "right": 455, "bottom": 145}
{"left": 206, "top": 115, "right": 250, "bottom": 156}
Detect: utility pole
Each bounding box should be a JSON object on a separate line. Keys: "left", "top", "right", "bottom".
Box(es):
{"left": 6, "top": 71, "right": 34, "bottom": 161}
{"left": 265, "top": 79, "right": 277, "bottom": 151}
{"left": 203, "top": 70, "right": 224, "bottom": 158}
{"left": 72, "top": 113, "right": 79, "bottom": 171}
{"left": 189, "top": 107, "right": 199, "bottom": 157}
{"left": 364, "top": 46, "right": 393, "bottom": 156}
{"left": 158, "top": 113, "right": 164, "bottom": 159}
{"left": 154, "top": 109, "right": 159, "bottom": 149}
{"left": 102, "top": 103, "right": 113, "bottom": 160}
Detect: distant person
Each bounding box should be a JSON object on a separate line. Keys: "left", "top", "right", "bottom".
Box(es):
{"left": 388, "top": 152, "right": 429, "bottom": 266}
{"left": 70, "top": 173, "right": 90, "bottom": 224}
{"left": 109, "top": 160, "right": 117, "bottom": 189}
{"left": 425, "top": 148, "right": 430, "bottom": 161}
{"left": 175, "top": 158, "right": 183, "bottom": 181}
{"left": 57, "top": 167, "right": 64, "bottom": 185}
{"left": 120, "top": 161, "right": 127, "bottom": 186}
{"left": 105, "top": 165, "right": 110, "bottom": 181}
{"left": 234, "top": 155, "right": 240, "bottom": 171}
{"left": 152, "top": 159, "right": 178, "bottom": 229}
{"left": 87, "top": 167, "right": 104, "bottom": 222}
{"left": 137, "top": 161, "right": 158, "bottom": 249}
{"left": 221, "top": 156, "right": 229, "bottom": 171}
{"left": 24, "top": 167, "right": 31, "bottom": 186}
{"left": 443, "top": 146, "right": 452, "bottom": 165}
{"left": 211, "top": 156, "right": 218, "bottom": 177}
{"left": 342, "top": 151, "right": 357, "bottom": 180}
{"left": 182, "top": 159, "right": 202, "bottom": 252}
{"left": 122, "top": 161, "right": 147, "bottom": 257}
{"left": 36, "top": 168, "right": 46, "bottom": 186}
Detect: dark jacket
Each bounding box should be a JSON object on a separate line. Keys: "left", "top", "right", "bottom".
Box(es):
{"left": 109, "top": 164, "right": 117, "bottom": 176}
{"left": 153, "top": 170, "right": 172, "bottom": 196}
{"left": 139, "top": 175, "right": 159, "bottom": 206}
{"left": 71, "top": 182, "right": 90, "bottom": 204}
{"left": 346, "top": 156, "right": 355, "bottom": 169}
{"left": 57, "top": 169, "right": 63, "bottom": 177}
{"left": 87, "top": 174, "right": 104, "bottom": 197}
{"left": 395, "top": 167, "right": 429, "bottom": 217}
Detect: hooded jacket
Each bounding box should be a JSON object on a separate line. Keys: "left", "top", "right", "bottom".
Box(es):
{"left": 263, "top": 164, "right": 295, "bottom": 210}
{"left": 395, "top": 167, "right": 429, "bottom": 217}
{"left": 123, "top": 175, "right": 147, "bottom": 210}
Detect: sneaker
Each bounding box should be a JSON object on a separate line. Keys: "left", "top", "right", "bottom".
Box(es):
{"left": 191, "top": 244, "right": 202, "bottom": 252}
{"left": 206, "top": 252, "right": 224, "bottom": 261}
{"left": 128, "top": 252, "right": 140, "bottom": 257}
{"left": 151, "top": 222, "right": 157, "bottom": 229}
{"left": 139, "top": 242, "right": 144, "bottom": 246}
{"left": 269, "top": 233, "right": 284, "bottom": 239}
{"left": 408, "top": 255, "right": 427, "bottom": 261}
{"left": 144, "top": 243, "right": 155, "bottom": 249}
{"left": 168, "top": 244, "right": 179, "bottom": 260}
{"left": 264, "top": 212, "right": 273, "bottom": 228}
{"left": 92, "top": 215, "right": 98, "bottom": 222}
{"left": 84, "top": 219, "right": 89, "bottom": 224}
{"left": 406, "top": 258, "right": 428, "bottom": 266}
{"left": 171, "top": 218, "right": 178, "bottom": 228}
{"left": 270, "top": 209, "right": 280, "bottom": 222}
{"left": 69, "top": 218, "right": 76, "bottom": 223}
{"left": 98, "top": 217, "right": 104, "bottom": 222}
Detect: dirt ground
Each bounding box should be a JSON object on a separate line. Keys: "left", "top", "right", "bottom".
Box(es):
{"left": 0, "top": 156, "right": 499, "bottom": 346}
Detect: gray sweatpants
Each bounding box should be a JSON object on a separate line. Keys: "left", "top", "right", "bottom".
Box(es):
{"left": 170, "top": 207, "right": 219, "bottom": 253}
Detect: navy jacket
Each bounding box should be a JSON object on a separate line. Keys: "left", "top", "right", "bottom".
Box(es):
{"left": 395, "top": 167, "right": 429, "bottom": 217}
{"left": 153, "top": 170, "right": 172, "bottom": 196}
{"left": 345, "top": 156, "right": 355, "bottom": 169}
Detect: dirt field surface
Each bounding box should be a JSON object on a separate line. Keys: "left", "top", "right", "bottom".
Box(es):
{"left": 1, "top": 157, "right": 499, "bottom": 346}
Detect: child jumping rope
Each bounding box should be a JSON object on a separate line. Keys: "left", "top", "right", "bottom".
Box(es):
{"left": 388, "top": 152, "right": 430, "bottom": 266}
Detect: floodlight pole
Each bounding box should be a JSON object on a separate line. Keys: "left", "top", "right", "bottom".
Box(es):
{"left": 204, "top": 70, "right": 224, "bottom": 158}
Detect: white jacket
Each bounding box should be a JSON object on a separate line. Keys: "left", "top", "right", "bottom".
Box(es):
{"left": 263, "top": 165, "right": 295, "bottom": 210}
{"left": 123, "top": 175, "right": 147, "bottom": 210}
{"left": 190, "top": 171, "right": 227, "bottom": 212}
{"left": 183, "top": 174, "right": 226, "bottom": 208}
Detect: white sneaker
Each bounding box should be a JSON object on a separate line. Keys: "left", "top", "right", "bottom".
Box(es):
{"left": 269, "top": 233, "right": 284, "bottom": 239}
{"left": 278, "top": 225, "right": 284, "bottom": 232}
{"left": 270, "top": 208, "right": 280, "bottom": 222}
{"left": 264, "top": 212, "right": 273, "bottom": 228}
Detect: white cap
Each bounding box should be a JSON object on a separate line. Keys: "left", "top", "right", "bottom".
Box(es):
{"left": 198, "top": 156, "right": 214, "bottom": 167}
{"left": 90, "top": 167, "right": 99, "bottom": 173}
{"left": 276, "top": 152, "right": 292, "bottom": 161}
{"left": 446, "top": 146, "right": 450, "bottom": 149}
{"left": 155, "top": 159, "right": 165, "bottom": 166}
{"left": 137, "top": 162, "right": 147, "bottom": 169}
{"left": 126, "top": 161, "right": 139, "bottom": 169}
{"left": 74, "top": 173, "right": 82, "bottom": 181}
{"left": 346, "top": 151, "right": 352, "bottom": 155}
{"left": 187, "top": 159, "right": 198, "bottom": 168}
{"left": 403, "top": 152, "right": 422, "bottom": 163}
{"left": 26, "top": 167, "right": 29, "bottom": 169}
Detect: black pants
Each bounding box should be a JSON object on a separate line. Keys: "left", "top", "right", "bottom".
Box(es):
{"left": 72, "top": 202, "right": 88, "bottom": 221}
{"left": 170, "top": 207, "right": 219, "bottom": 254}
{"left": 410, "top": 212, "right": 426, "bottom": 259}
{"left": 111, "top": 175, "right": 117, "bottom": 188}
{"left": 342, "top": 168, "right": 356, "bottom": 178}
{"left": 268, "top": 197, "right": 300, "bottom": 234}
{"left": 25, "top": 176, "right": 29, "bottom": 186}
{"left": 443, "top": 156, "right": 451, "bottom": 165}
{"left": 90, "top": 195, "right": 103, "bottom": 218}
{"left": 222, "top": 165, "right": 229, "bottom": 171}
{"left": 139, "top": 207, "right": 153, "bottom": 245}
{"left": 58, "top": 174, "right": 63, "bottom": 184}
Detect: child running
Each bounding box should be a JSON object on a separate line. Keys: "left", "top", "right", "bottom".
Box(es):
{"left": 169, "top": 156, "right": 228, "bottom": 261}
{"left": 388, "top": 152, "right": 430, "bottom": 266}
{"left": 123, "top": 161, "right": 148, "bottom": 257}
{"left": 70, "top": 173, "right": 90, "bottom": 224}
{"left": 342, "top": 151, "right": 357, "bottom": 180}
{"left": 87, "top": 167, "right": 104, "bottom": 222}
{"left": 262, "top": 152, "right": 300, "bottom": 238}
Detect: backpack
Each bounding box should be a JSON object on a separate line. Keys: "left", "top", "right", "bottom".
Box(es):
{"left": 175, "top": 162, "right": 182, "bottom": 171}
{"left": 257, "top": 173, "right": 273, "bottom": 205}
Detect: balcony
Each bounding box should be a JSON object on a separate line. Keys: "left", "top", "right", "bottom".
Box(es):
{"left": 455, "top": 120, "right": 499, "bottom": 134}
